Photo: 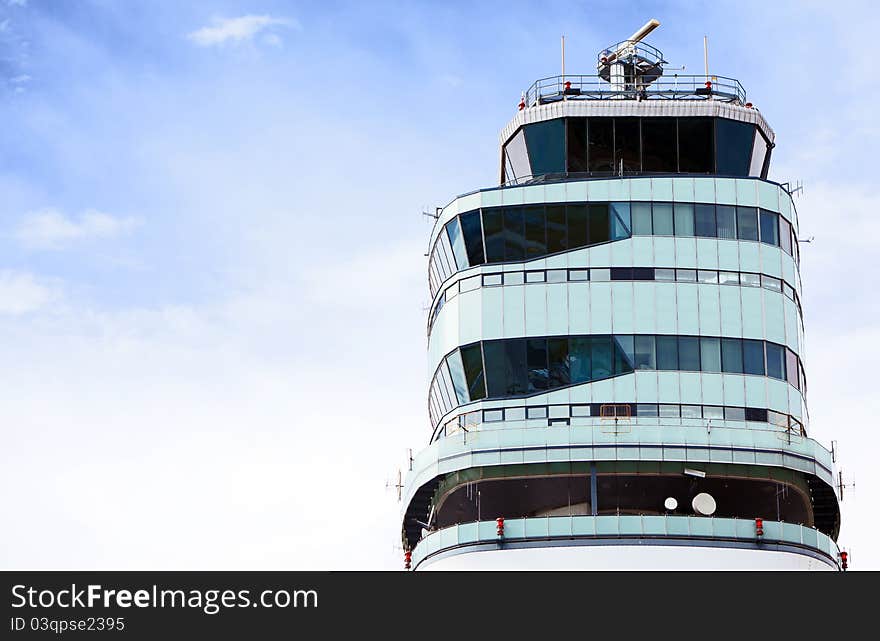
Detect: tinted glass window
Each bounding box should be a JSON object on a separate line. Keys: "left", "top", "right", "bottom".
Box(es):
{"left": 589, "top": 203, "right": 610, "bottom": 243}
{"left": 786, "top": 349, "right": 799, "bottom": 389}
{"left": 694, "top": 204, "right": 716, "bottom": 237}
{"left": 743, "top": 339, "right": 765, "bottom": 375}
{"left": 631, "top": 202, "right": 652, "bottom": 235}
{"left": 656, "top": 336, "right": 679, "bottom": 370}
{"left": 548, "top": 338, "right": 570, "bottom": 388}
{"left": 678, "top": 118, "right": 714, "bottom": 173}
{"left": 567, "top": 204, "right": 588, "bottom": 248}
{"left": 611, "top": 267, "right": 633, "bottom": 281}
{"left": 766, "top": 343, "right": 785, "bottom": 380}
{"left": 615, "top": 117, "right": 641, "bottom": 172}
{"left": 527, "top": 338, "right": 548, "bottom": 391}
{"left": 779, "top": 218, "right": 792, "bottom": 254}
{"left": 483, "top": 209, "right": 505, "bottom": 263}
{"left": 566, "top": 117, "right": 588, "bottom": 173}
{"left": 634, "top": 335, "right": 656, "bottom": 370}
{"left": 652, "top": 203, "right": 674, "bottom": 235}
{"left": 745, "top": 407, "right": 768, "bottom": 422}
{"left": 736, "top": 206, "right": 759, "bottom": 241}
{"left": 459, "top": 210, "right": 485, "bottom": 266}
{"left": 446, "top": 217, "right": 469, "bottom": 270}
{"left": 446, "top": 350, "right": 469, "bottom": 404}
{"left": 679, "top": 337, "right": 701, "bottom": 371}
{"left": 641, "top": 118, "right": 677, "bottom": 172}
{"left": 546, "top": 205, "right": 567, "bottom": 253}
{"left": 504, "top": 339, "right": 528, "bottom": 394}
{"left": 588, "top": 118, "right": 614, "bottom": 172}
{"left": 591, "top": 336, "right": 613, "bottom": 379}
{"left": 482, "top": 340, "right": 508, "bottom": 398}
{"left": 460, "top": 343, "right": 486, "bottom": 400}
{"left": 716, "top": 205, "right": 736, "bottom": 239}
{"left": 721, "top": 338, "right": 744, "bottom": 373}
{"left": 674, "top": 203, "right": 694, "bottom": 236}
{"left": 632, "top": 267, "right": 655, "bottom": 280}
{"left": 759, "top": 209, "right": 779, "bottom": 246}
{"left": 569, "top": 337, "right": 592, "bottom": 383}
{"left": 715, "top": 119, "right": 755, "bottom": 176}
{"left": 524, "top": 119, "right": 565, "bottom": 176}
{"left": 613, "top": 336, "right": 635, "bottom": 374}
{"left": 700, "top": 337, "right": 722, "bottom": 372}
{"left": 610, "top": 202, "right": 631, "bottom": 240}
{"left": 524, "top": 206, "right": 546, "bottom": 257}
{"left": 503, "top": 207, "right": 526, "bottom": 260}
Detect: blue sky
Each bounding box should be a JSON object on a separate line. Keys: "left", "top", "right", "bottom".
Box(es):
{"left": 0, "top": 0, "right": 876, "bottom": 569}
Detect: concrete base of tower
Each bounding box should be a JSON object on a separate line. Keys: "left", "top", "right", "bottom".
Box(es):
{"left": 418, "top": 543, "right": 837, "bottom": 571}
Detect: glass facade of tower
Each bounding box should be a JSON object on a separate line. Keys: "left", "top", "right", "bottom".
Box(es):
{"left": 401, "top": 80, "right": 841, "bottom": 571}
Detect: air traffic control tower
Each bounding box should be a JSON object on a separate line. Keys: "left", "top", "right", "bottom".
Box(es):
{"left": 400, "top": 20, "right": 844, "bottom": 570}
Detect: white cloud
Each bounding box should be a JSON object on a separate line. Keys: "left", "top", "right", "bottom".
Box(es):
{"left": 0, "top": 270, "right": 53, "bottom": 314}
{"left": 7, "top": 0, "right": 27, "bottom": 7}
{"left": 16, "top": 209, "right": 138, "bottom": 250}
{"left": 186, "top": 15, "right": 295, "bottom": 47}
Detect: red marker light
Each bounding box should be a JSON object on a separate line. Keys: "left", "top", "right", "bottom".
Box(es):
{"left": 496, "top": 517, "right": 505, "bottom": 536}
{"left": 755, "top": 518, "right": 764, "bottom": 537}
{"left": 840, "top": 551, "right": 848, "bottom": 571}
{"left": 404, "top": 550, "right": 412, "bottom": 570}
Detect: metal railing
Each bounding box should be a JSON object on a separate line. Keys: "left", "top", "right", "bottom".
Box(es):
{"left": 524, "top": 74, "right": 747, "bottom": 107}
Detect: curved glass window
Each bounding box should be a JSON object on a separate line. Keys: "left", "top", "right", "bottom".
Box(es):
{"left": 507, "top": 116, "right": 765, "bottom": 182}
{"left": 429, "top": 334, "right": 803, "bottom": 422}
{"left": 430, "top": 200, "right": 797, "bottom": 295}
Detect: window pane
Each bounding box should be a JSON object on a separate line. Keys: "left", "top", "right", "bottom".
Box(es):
{"left": 446, "top": 217, "right": 469, "bottom": 270}
{"left": 525, "top": 270, "right": 545, "bottom": 283}
{"left": 636, "top": 404, "right": 659, "bottom": 417}
{"left": 745, "top": 407, "right": 768, "bottom": 422}
{"left": 548, "top": 337, "right": 570, "bottom": 388}
{"left": 659, "top": 404, "right": 680, "bottom": 418}
{"left": 656, "top": 268, "right": 676, "bottom": 281}
{"left": 656, "top": 336, "right": 679, "bottom": 370}
{"left": 591, "top": 336, "right": 613, "bottom": 379}
{"left": 715, "top": 118, "right": 755, "bottom": 176}
{"left": 762, "top": 275, "right": 782, "bottom": 292}
{"left": 741, "top": 272, "right": 761, "bottom": 287}
{"left": 504, "top": 339, "right": 528, "bottom": 394}
{"left": 700, "top": 337, "right": 721, "bottom": 372}
{"left": 446, "top": 350, "right": 469, "bottom": 404}
{"left": 483, "top": 209, "right": 505, "bottom": 263}
{"left": 736, "top": 206, "right": 758, "bottom": 241}
{"left": 568, "top": 269, "right": 589, "bottom": 281}
{"left": 786, "top": 349, "right": 799, "bottom": 389}
{"left": 591, "top": 268, "right": 610, "bottom": 281}
{"left": 503, "top": 271, "right": 524, "bottom": 285}
{"left": 641, "top": 118, "right": 677, "bottom": 172}
{"left": 566, "top": 117, "right": 588, "bottom": 173}
{"left": 679, "top": 337, "right": 701, "bottom": 371}
{"left": 704, "top": 405, "right": 724, "bottom": 419}
{"left": 459, "top": 210, "right": 485, "bottom": 266}
{"left": 524, "top": 119, "right": 565, "bottom": 176}
{"left": 743, "top": 339, "right": 765, "bottom": 375}
{"left": 614, "top": 335, "right": 635, "bottom": 374}
{"left": 674, "top": 203, "right": 694, "bottom": 236}
{"left": 631, "top": 202, "right": 653, "bottom": 235}
{"left": 632, "top": 267, "right": 655, "bottom": 280}
{"left": 716, "top": 205, "right": 737, "bottom": 239}
{"left": 721, "top": 338, "right": 744, "bottom": 373}
{"left": 676, "top": 269, "right": 697, "bottom": 283}
{"left": 779, "top": 218, "right": 792, "bottom": 255}
{"left": 587, "top": 117, "right": 614, "bottom": 172}
{"left": 725, "top": 406, "right": 746, "bottom": 421}
{"left": 610, "top": 202, "right": 631, "bottom": 240}
{"left": 460, "top": 343, "right": 486, "bottom": 400}
{"left": 611, "top": 267, "right": 633, "bottom": 281}
{"left": 681, "top": 405, "right": 701, "bottom": 418}
{"left": 759, "top": 209, "right": 779, "bottom": 246}
{"left": 567, "top": 204, "right": 588, "bottom": 248}
{"left": 719, "top": 271, "right": 739, "bottom": 285}
{"left": 589, "top": 203, "right": 610, "bottom": 244}
{"left": 527, "top": 338, "right": 549, "bottom": 391}
{"left": 569, "top": 337, "right": 592, "bottom": 383}
{"left": 652, "top": 203, "right": 674, "bottom": 235}
{"left": 615, "top": 117, "right": 641, "bottom": 172}
{"left": 634, "top": 335, "right": 656, "bottom": 370}
{"left": 547, "top": 205, "right": 567, "bottom": 253}
{"left": 698, "top": 270, "right": 718, "bottom": 284}
{"left": 482, "top": 340, "right": 507, "bottom": 398}
{"left": 678, "top": 117, "right": 714, "bottom": 173}
{"left": 694, "top": 204, "right": 716, "bottom": 237}
{"left": 547, "top": 269, "right": 566, "bottom": 283}
{"left": 766, "top": 342, "right": 785, "bottom": 380}
{"left": 524, "top": 205, "right": 546, "bottom": 257}
{"left": 503, "top": 207, "right": 526, "bottom": 260}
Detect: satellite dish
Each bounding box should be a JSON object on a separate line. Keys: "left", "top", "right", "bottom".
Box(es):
{"left": 664, "top": 497, "right": 678, "bottom": 511}
{"left": 692, "top": 492, "right": 717, "bottom": 516}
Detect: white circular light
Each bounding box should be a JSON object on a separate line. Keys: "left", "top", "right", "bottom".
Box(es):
{"left": 664, "top": 497, "right": 678, "bottom": 511}
{"left": 692, "top": 492, "right": 717, "bottom": 516}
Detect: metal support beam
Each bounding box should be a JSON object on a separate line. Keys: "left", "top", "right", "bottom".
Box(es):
{"left": 590, "top": 462, "right": 598, "bottom": 516}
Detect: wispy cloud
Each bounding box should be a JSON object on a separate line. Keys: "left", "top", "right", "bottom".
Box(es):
{"left": 7, "top": 0, "right": 28, "bottom": 8}
{"left": 186, "top": 15, "right": 295, "bottom": 47}
{"left": 16, "top": 209, "right": 138, "bottom": 250}
{"left": 0, "top": 270, "right": 53, "bottom": 314}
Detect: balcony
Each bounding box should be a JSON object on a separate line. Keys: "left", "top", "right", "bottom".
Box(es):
{"left": 410, "top": 515, "right": 840, "bottom": 570}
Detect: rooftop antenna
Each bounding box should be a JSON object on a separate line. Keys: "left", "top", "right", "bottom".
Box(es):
{"left": 704, "top": 35, "right": 709, "bottom": 83}
{"left": 561, "top": 34, "right": 566, "bottom": 91}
